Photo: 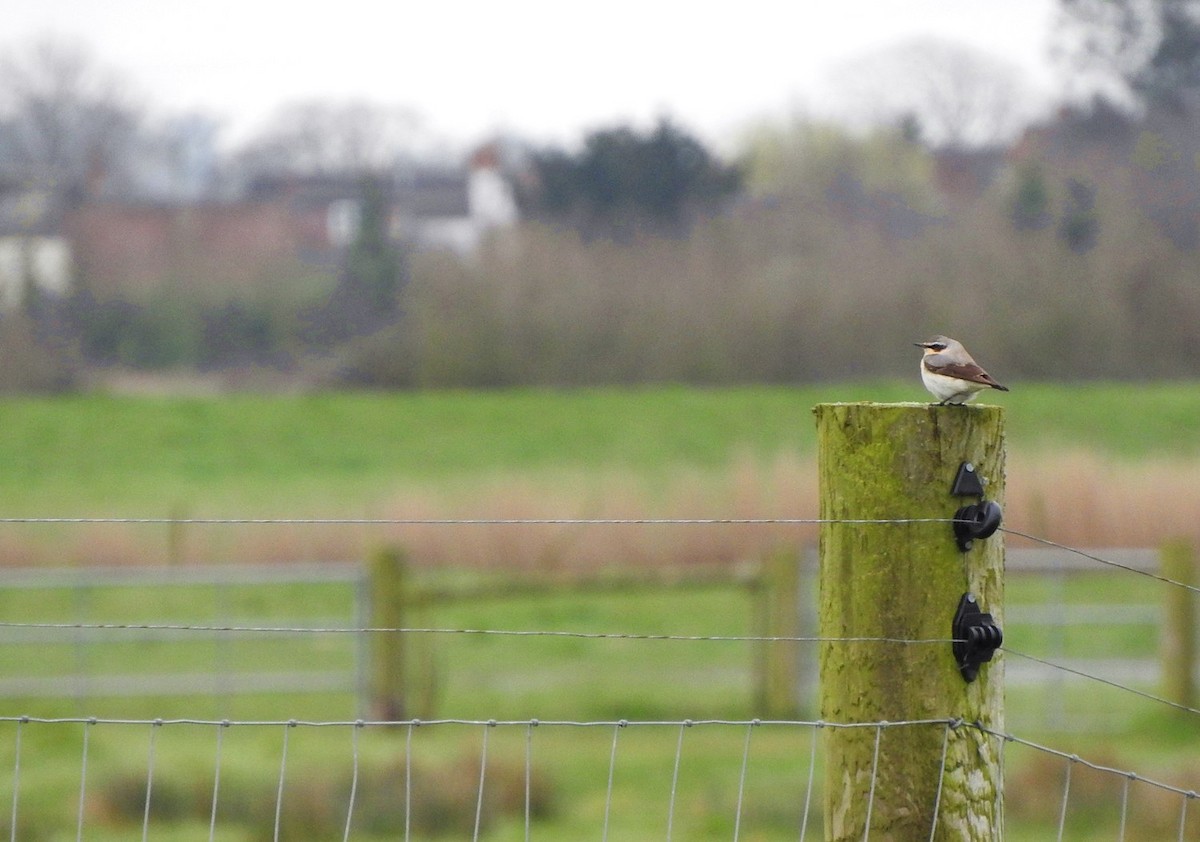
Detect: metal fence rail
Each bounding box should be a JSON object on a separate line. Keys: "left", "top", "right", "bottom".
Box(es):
{"left": 0, "top": 562, "right": 370, "bottom": 708}
{"left": 0, "top": 549, "right": 1175, "bottom": 718}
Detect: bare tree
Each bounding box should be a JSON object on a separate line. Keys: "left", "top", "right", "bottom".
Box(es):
{"left": 828, "top": 37, "right": 1046, "bottom": 149}
{"left": 0, "top": 38, "right": 141, "bottom": 195}
{"left": 1054, "top": 0, "right": 1200, "bottom": 110}
{"left": 234, "top": 99, "right": 422, "bottom": 177}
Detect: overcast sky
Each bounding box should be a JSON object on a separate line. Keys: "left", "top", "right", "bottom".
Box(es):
{"left": 4, "top": 0, "right": 1062, "bottom": 150}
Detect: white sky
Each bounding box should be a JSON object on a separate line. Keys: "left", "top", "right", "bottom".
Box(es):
{"left": 4, "top": 0, "right": 1062, "bottom": 151}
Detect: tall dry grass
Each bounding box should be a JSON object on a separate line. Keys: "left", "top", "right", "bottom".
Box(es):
{"left": 376, "top": 450, "right": 1200, "bottom": 569}
{"left": 1005, "top": 450, "right": 1200, "bottom": 550}
{"left": 7, "top": 450, "right": 1198, "bottom": 572}
{"left": 367, "top": 125, "right": 1200, "bottom": 390}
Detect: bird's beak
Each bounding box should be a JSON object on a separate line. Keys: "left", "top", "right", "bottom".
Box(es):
{"left": 913, "top": 342, "right": 928, "bottom": 348}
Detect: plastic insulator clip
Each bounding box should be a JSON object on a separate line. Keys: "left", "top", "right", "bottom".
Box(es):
{"left": 952, "top": 593, "right": 1003, "bottom": 683}
{"left": 953, "top": 500, "right": 1002, "bottom": 553}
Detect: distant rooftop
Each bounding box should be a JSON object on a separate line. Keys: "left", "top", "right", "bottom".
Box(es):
{"left": 245, "top": 171, "right": 470, "bottom": 218}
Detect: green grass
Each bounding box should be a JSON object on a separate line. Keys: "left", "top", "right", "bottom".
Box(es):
{"left": 2, "top": 383, "right": 1200, "bottom": 837}
{"left": 0, "top": 387, "right": 813, "bottom": 515}
{"left": 2, "top": 382, "right": 1200, "bottom": 517}
{"left": 0, "top": 577, "right": 798, "bottom": 840}
{"left": 0, "top": 569, "right": 1194, "bottom": 839}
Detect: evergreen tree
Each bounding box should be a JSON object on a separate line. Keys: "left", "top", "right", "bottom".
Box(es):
{"left": 341, "top": 176, "right": 405, "bottom": 316}
{"left": 524, "top": 119, "right": 740, "bottom": 236}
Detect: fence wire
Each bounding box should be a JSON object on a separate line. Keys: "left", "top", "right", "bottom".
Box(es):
{"left": 2, "top": 716, "right": 1196, "bottom": 841}
{"left": 0, "top": 516, "right": 952, "bottom": 525}
{"left": 0, "top": 518, "right": 1195, "bottom": 720}
{"left": 1001, "top": 526, "right": 1200, "bottom": 596}
{"left": 0, "top": 619, "right": 954, "bottom": 645}
{"left": 1, "top": 514, "right": 1199, "bottom": 837}
{"left": 1003, "top": 646, "right": 1200, "bottom": 718}
{"left": 0, "top": 562, "right": 1189, "bottom": 721}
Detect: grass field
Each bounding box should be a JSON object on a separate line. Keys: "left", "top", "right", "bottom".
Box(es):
{"left": 1, "top": 383, "right": 1200, "bottom": 838}
{"left": 2, "top": 381, "right": 1200, "bottom": 515}
{"left": 0, "top": 569, "right": 1196, "bottom": 840}
{"left": 2, "top": 382, "right": 1200, "bottom": 569}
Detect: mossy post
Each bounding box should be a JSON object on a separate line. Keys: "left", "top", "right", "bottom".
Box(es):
{"left": 369, "top": 545, "right": 410, "bottom": 720}
{"left": 814, "top": 402, "right": 1005, "bottom": 841}
{"left": 756, "top": 544, "right": 804, "bottom": 718}
{"left": 1160, "top": 538, "right": 1196, "bottom": 711}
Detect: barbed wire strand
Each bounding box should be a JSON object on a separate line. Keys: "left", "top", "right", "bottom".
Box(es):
{"left": 800, "top": 722, "right": 818, "bottom": 841}
{"left": 0, "top": 516, "right": 952, "bottom": 525}
{"left": 12, "top": 514, "right": 1196, "bottom": 724}
{"left": 1002, "top": 647, "right": 1200, "bottom": 718}
{"left": 10, "top": 512, "right": 1193, "bottom": 600}
{"left": 1001, "top": 526, "right": 1200, "bottom": 596}
{"left": 8, "top": 718, "right": 21, "bottom": 842}
{"left": 1179, "top": 793, "right": 1190, "bottom": 842}
{"left": 3, "top": 512, "right": 1188, "bottom": 596}
{"left": 0, "top": 623, "right": 1189, "bottom": 726}
{"left": 141, "top": 721, "right": 159, "bottom": 842}
{"left": 208, "top": 721, "right": 224, "bottom": 842}
{"left": 0, "top": 618, "right": 956, "bottom": 647}
{"left": 0, "top": 521, "right": 1181, "bottom": 637}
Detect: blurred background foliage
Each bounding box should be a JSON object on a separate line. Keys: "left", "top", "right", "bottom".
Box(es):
{"left": 3, "top": 0, "right": 1200, "bottom": 391}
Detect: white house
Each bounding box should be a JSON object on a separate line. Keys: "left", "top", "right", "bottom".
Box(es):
{"left": 391, "top": 141, "right": 521, "bottom": 255}
{"left": 0, "top": 188, "right": 72, "bottom": 309}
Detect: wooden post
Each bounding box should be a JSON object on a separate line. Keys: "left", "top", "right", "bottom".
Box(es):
{"left": 1160, "top": 538, "right": 1196, "bottom": 711}
{"left": 369, "top": 545, "right": 410, "bottom": 720}
{"left": 757, "top": 544, "right": 803, "bottom": 718}
{"left": 814, "top": 402, "right": 1005, "bottom": 841}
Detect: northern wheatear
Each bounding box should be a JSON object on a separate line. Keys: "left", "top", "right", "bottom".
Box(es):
{"left": 915, "top": 335, "right": 1009, "bottom": 405}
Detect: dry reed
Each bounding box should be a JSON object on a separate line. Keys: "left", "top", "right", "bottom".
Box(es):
{"left": 2, "top": 450, "right": 1197, "bottom": 571}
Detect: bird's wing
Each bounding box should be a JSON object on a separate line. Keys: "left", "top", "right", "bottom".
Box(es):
{"left": 924, "top": 357, "right": 1006, "bottom": 389}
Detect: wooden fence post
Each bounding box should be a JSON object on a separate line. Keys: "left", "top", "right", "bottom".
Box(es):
{"left": 814, "top": 402, "right": 1005, "bottom": 841}
{"left": 757, "top": 544, "right": 803, "bottom": 718}
{"left": 1160, "top": 538, "right": 1196, "bottom": 711}
{"left": 369, "top": 545, "right": 409, "bottom": 720}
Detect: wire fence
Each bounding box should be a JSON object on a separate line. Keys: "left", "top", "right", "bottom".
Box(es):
{"left": 2, "top": 715, "right": 1197, "bottom": 842}
{"left": 0, "top": 514, "right": 1197, "bottom": 838}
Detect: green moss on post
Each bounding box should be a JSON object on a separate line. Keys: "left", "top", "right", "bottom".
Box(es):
{"left": 814, "top": 402, "right": 1005, "bottom": 841}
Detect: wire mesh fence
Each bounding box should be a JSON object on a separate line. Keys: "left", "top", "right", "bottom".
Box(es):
{"left": 3, "top": 715, "right": 1197, "bottom": 841}
{"left": 0, "top": 515, "right": 1197, "bottom": 838}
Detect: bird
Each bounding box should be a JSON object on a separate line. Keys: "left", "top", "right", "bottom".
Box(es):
{"left": 915, "top": 335, "right": 1009, "bottom": 405}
